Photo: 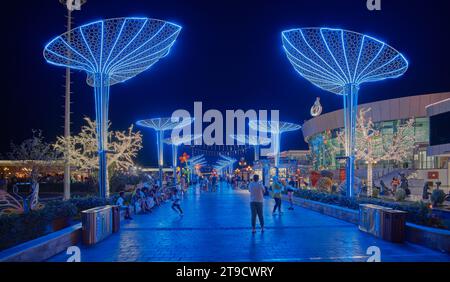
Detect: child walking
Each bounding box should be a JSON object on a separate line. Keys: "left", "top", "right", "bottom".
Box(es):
{"left": 171, "top": 185, "right": 184, "bottom": 216}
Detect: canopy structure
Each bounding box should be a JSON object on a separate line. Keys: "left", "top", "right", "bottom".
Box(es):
{"left": 136, "top": 117, "right": 193, "bottom": 186}
{"left": 213, "top": 154, "right": 237, "bottom": 176}
{"left": 282, "top": 27, "right": 408, "bottom": 196}
{"left": 44, "top": 17, "right": 182, "bottom": 197}
{"left": 186, "top": 154, "right": 206, "bottom": 180}
{"left": 164, "top": 134, "right": 201, "bottom": 184}
{"left": 249, "top": 120, "right": 301, "bottom": 175}
{"left": 229, "top": 134, "right": 271, "bottom": 161}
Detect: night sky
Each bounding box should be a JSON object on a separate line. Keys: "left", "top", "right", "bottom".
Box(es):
{"left": 2, "top": 0, "right": 450, "bottom": 167}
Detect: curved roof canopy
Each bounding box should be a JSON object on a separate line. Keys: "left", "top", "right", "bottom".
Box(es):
{"left": 282, "top": 27, "right": 408, "bottom": 95}
{"left": 44, "top": 17, "right": 181, "bottom": 86}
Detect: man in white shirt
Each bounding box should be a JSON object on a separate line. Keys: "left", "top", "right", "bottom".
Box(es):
{"left": 248, "top": 174, "right": 265, "bottom": 233}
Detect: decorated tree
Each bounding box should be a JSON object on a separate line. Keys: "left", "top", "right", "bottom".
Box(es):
{"left": 54, "top": 117, "right": 143, "bottom": 194}
{"left": 335, "top": 108, "right": 415, "bottom": 196}
{"left": 8, "top": 130, "right": 59, "bottom": 189}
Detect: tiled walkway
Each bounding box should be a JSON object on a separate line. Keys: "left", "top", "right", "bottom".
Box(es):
{"left": 48, "top": 182, "right": 450, "bottom": 262}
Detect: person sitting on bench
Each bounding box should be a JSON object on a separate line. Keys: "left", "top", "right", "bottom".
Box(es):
{"left": 116, "top": 191, "right": 132, "bottom": 220}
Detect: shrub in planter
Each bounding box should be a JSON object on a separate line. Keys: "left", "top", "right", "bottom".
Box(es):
{"left": 395, "top": 188, "right": 406, "bottom": 201}
{"left": 431, "top": 189, "right": 446, "bottom": 207}
{"left": 41, "top": 200, "right": 78, "bottom": 231}
{"left": 0, "top": 209, "right": 49, "bottom": 251}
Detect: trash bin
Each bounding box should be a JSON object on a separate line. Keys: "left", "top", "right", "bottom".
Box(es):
{"left": 111, "top": 205, "right": 120, "bottom": 233}
{"left": 358, "top": 204, "right": 392, "bottom": 238}
{"left": 381, "top": 209, "right": 407, "bottom": 243}
{"left": 81, "top": 205, "right": 114, "bottom": 245}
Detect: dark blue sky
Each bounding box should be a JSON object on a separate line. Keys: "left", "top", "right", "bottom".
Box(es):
{"left": 2, "top": 0, "right": 450, "bottom": 166}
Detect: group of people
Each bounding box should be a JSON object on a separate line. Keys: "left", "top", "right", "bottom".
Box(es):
{"left": 116, "top": 179, "right": 185, "bottom": 220}
{"left": 376, "top": 173, "right": 411, "bottom": 196}
{"left": 198, "top": 175, "right": 219, "bottom": 192}
{"left": 248, "top": 175, "right": 298, "bottom": 233}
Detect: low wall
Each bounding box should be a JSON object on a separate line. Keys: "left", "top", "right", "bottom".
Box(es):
{"left": 406, "top": 223, "right": 450, "bottom": 253}
{"left": 283, "top": 195, "right": 450, "bottom": 253}
{"left": 0, "top": 223, "right": 81, "bottom": 262}
{"left": 284, "top": 195, "right": 359, "bottom": 224}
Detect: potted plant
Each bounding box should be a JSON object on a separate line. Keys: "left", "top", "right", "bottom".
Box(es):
{"left": 431, "top": 189, "right": 446, "bottom": 208}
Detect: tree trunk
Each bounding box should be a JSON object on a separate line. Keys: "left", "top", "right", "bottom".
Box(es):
{"left": 367, "top": 162, "right": 373, "bottom": 197}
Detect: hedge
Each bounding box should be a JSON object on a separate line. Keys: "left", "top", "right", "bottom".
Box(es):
{"left": 0, "top": 196, "right": 112, "bottom": 251}
{"left": 293, "top": 188, "right": 446, "bottom": 229}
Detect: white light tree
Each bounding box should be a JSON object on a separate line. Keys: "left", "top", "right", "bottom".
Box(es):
{"left": 54, "top": 117, "right": 143, "bottom": 196}
{"left": 335, "top": 108, "right": 415, "bottom": 196}
{"left": 8, "top": 130, "right": 59, "bottom": 189}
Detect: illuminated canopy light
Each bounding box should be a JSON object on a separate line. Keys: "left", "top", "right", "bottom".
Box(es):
{"left": 136, "top": 117, "right": 193, "bottom": 132}
{"left": 281, "top": 28, "right": 408, "bottom": 94}
{"left": 44, "top": 17, "right": 181, "bottom": 86}
{"left": 136, "top": 117, "right": 193, "bottom": 186}
{"left": 229, "top": 134, "right": 271, "bottom": 146}
{"left": 164, "top": 134, "right": 201, "bottom": 146}
{"left": 43, "top": 17, "right": 181, "bottom": 198}
{"left": 249, "top": 120, "right": 301, "bottom": 171}
{"left": 230, "top": 134, "right": 271, "bottom": 161}
{"left": 164, "top": 134, "right": 201, "bottom": 184}
{"left": 248, "top": 120, "right": 301, "bottom": 134}
{"left": 282, "top": 27, "right": 408, "bottom": 197}
{"left": 214, "top": 155, "right": 237, "bottom": 175}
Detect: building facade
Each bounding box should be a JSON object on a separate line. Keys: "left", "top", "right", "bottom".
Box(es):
{"left": 302, "top": 92, "right": 450, "bottom": 189}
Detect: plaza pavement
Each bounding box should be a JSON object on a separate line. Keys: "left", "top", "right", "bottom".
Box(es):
{"left": 48, "top": 182, "right": 450, "bottom": 262}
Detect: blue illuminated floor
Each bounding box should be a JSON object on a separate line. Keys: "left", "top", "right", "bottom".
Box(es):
{"left": 48, "top": 183, "right": 450, "bottom": 262}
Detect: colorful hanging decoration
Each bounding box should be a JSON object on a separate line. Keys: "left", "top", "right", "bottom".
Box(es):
{"left": 310, "top": 97, "right": 323, "bottom": 117}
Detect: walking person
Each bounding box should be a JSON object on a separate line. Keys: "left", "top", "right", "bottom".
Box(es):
{"left": 271, "top": 176, "right": 283, "bottom": 215}
{"left": 286, "top": 177, "right": 298, "bottom": 210}
{"left": 249, "top": 174, "right": 265, "bottom": 233}
{"left": 171, "top": 185, "right": 183, "bottom": 216}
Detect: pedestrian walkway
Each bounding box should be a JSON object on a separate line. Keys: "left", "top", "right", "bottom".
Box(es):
{"left": 48, "top": 182, "right": 450, "bottom": 262}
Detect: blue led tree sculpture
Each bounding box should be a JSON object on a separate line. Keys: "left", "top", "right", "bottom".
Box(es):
{"left": 44, "top": 17, "right": 182, "bottom": 198}
{"left": 164, "top": 134, "right": 201, "bottom": 184}
{"left": 249, "top": 120, "right": 301, "bottom": 175}
{"left": 136, "top": 117, "right": 193, "bottom": 186}
{"left": 282, "top": 28, "right": 408, "bottom": 197}
{"left": 230, "top": 134, "right": 271, "bottom": 162}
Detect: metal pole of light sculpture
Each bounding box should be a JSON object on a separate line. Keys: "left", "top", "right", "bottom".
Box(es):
{"left": 164, "top": 134, "right": 201, "bottom": 184}
{"left": 281, "top": 28, "right": 408, "bottom": 197}
{"left": 59, "top": 0, "right": 86, "bottom": 200}
{"left": 44, "top": 17, "right": 182, "bottom": 198}
{"left": 230, "top": 134, "right": 271, "bottom": 162}
{"left": 249, "top": 120, "right": 301, "bottom": 176}
{"left": 136, "top": 117, "right": 192, "bottom": 187}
